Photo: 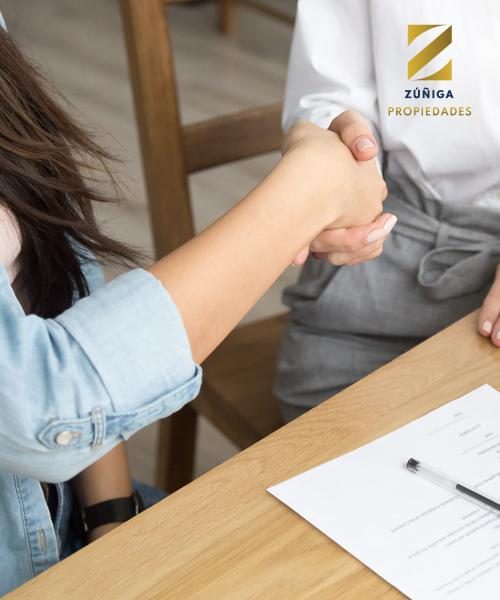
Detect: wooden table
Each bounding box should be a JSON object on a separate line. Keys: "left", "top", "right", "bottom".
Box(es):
{"left": 9, "top": 312, "right": 500, "bottom": 599}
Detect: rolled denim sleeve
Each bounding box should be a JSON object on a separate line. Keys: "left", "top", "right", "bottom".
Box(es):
{"left": 0, "top": 266, "right": 201, "bottom": 482}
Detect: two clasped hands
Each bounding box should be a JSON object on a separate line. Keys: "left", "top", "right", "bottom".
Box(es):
{"left": 288, "top": 111, "right": 500, "bottom": 348}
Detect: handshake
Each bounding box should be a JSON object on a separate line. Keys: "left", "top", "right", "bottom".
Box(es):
{"left": 283, "top": 111, "right": 394, "bottom": 267}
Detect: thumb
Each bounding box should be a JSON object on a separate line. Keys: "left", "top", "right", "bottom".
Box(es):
{"left": 329, "top": 110, "right": 379, "bottom": 162}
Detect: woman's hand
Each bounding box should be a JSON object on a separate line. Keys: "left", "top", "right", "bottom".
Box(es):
{"left": 294, "top": 213, "right": 398, "bottom": 266}
{"left": 152, "top": 120, "right": 388, "bottom": 364}
{"left": 289, "top": 112, "right": 393, "bottom": 267}
{"left": 478, "top": 266, "right": 500, "bottom": 347}
{"left": 329, "top": 110, "right": 379, "bottom": 162}
{"left": 284, "top": 120, "right": 387, "bottom": 230}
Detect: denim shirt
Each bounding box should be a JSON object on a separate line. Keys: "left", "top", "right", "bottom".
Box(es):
{"left": 0, "top": 263, "right": 201, "bottom": 595}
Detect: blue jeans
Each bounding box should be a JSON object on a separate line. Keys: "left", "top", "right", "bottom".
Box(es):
{"left": 58, "top": 481, "right": 166, "bottom": 559}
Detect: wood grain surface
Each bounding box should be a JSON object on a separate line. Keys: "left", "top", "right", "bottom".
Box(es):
{"left": 8, "top": 311, "right": 500, "bottom": 599}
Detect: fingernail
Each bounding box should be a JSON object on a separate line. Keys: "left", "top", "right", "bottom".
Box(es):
{"left": 366, "top": 229, "right": 386, "bottom": 244}
{"left": 496, "top": 331, "right": 500, "bottom": 341}
{"left": 355, "top": 137, "right": 376, "bottom": 153}
{"left": 383, "top": 215, "right": 398, "bottom": 234}
{"left": 483, "top": 321, "right": 493, "bottom": 334}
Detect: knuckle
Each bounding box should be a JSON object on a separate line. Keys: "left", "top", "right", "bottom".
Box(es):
{"left": 324, "top": 230, "right": 342, "bottom": 247}
{"left": 310, "top": 240, "right": 322, "bottom": 253}
{"left": 346, "top": 238, "right": 362, "bottom": 253}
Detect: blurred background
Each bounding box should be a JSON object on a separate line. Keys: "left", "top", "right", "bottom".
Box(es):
{"left": 1, "top": 0, "right": 297, "bottom": 485}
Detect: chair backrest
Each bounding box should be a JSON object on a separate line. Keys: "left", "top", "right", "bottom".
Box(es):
{"left": 120, "top": 0, "right": 283, "bottom": 258}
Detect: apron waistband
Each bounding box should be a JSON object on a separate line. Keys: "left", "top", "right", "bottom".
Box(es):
{"left": 386, "top": 179, "right": 500, "bottom": 300}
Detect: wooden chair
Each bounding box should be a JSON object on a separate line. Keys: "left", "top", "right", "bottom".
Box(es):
{"left": 219, "top": 0, "right": 295, "bottom": 34}
{"left": 120, "top": 0, "right": 287, "bottom": 493}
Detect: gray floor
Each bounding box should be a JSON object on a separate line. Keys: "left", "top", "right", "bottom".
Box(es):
{"left": 2, "top": 0, "right": 296, "bottom": 484}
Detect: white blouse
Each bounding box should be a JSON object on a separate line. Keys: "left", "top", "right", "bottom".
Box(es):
{"left": 284, "top": 0, "right": 500, "bottom": 210}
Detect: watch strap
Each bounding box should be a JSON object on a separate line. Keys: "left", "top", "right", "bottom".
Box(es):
{"left": 73, "top": 490, "right": 145, "bottom": 535}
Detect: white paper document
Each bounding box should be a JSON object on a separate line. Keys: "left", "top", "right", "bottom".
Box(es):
{"left": 268, "top": 385, "right": 500, "bottom": 599}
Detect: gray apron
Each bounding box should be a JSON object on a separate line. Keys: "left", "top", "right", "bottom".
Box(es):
{"left": 275, "top": 177, "right": 500, "bottom": 422}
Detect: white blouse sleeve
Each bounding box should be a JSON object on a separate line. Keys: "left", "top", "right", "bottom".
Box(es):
{"left": 283, "top": 0, "right": 379, "bottom": 137}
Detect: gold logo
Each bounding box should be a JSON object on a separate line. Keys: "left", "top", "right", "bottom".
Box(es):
{"left": 408, "top": 25, "right": 452, "bottom": 81}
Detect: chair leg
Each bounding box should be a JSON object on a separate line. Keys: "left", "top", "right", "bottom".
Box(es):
{"left": 219, "top": 0, "right": 236, "bottom": 34}
{"left": 155, "top": 403, "right": 198, "bottom": 493}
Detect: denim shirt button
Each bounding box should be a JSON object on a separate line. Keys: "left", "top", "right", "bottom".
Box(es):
{"left": 55, "top": 431, "right": 78, "bottom": 447}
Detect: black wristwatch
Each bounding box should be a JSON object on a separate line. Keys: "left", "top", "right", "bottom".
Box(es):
{"left": 72, "top": 489, "right": 145, "bottom": 536}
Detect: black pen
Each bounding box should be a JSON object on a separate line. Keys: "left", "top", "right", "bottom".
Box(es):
{"left": 406, "top": 458, "right": 500, "bottom": 512}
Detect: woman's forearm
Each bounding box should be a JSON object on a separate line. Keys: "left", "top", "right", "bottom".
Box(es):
{"left": 71, "top": 442, "right": 133, "bottom": 540}
{"left": 149, "top": 141, "right": 354, "bottom": 364}
{"left": 150, "top": 164, "right": 328, "bottom": 363}
{"left": 149, "top": 124, "right": 384, "bottom": 364}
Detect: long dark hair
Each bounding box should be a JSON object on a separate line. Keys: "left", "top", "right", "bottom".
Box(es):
{"left": 0, "top": 27, "right": 140, "bottom": 318}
